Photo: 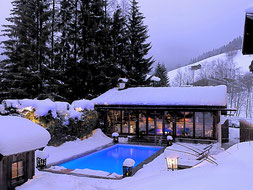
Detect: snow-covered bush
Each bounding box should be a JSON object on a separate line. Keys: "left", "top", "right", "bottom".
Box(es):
{"left": 0, "top": 99, "right": 98, "bottom": 146}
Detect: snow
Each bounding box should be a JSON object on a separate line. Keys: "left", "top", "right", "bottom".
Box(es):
{"left": 44, "top": 129, "right": 112, "bottom": 165}
{"left": 112, "top": 132, "right": 119, "bottom": 137}
{"left": 119, "top": 137, "right": 128, "bottom": 143}
{"left": 111, "top": 142, "right": 253, "bottom": 190}
{"left": 168, "top": 50, "right": 253, "bottom": 83}
{"left": 246, "top": 4, "right": 253, "bottom": 14}
{"left": 167, "top": 135, "right": 173, "bottom": 140}
{"left": 20, "top": 99, "right": 58, "bottom": 118}
{"left": 36, "top": 150, "right": 50, "bottom": 159}
{"left": 2, "top": 99, "right": 83, "bottom": 120}
{"left": 71, "top": 99, "right": 94, "bottom": 111}
{"left": 71, "top": 169, "right": 121, "bottom": 178}
{"left": 119, "top": 78, "right": 128, "bottom": 83}
{"left": 17, "top": 126, "right": 253, "bottom": 190}
{"left": 146, "top": 74, "right": 161, "bottom": 82}
{"left": 72, "top": 169, "right": 110, "bottom": 176}
{"left": 0, "top": 116, "right": 50, "bottom": 156}
{"left": 123, "top": 158, "right": 135, "bottom": 167}
{"left": 164, "top": 150, "right": 179, "bottom": 159}
{"left": 93, "top": 85, "right": 227, "bottom": 107}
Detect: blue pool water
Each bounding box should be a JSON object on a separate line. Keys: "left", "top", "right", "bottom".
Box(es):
{"left": 59, "top": 144, "right": 162, "bottom": 175}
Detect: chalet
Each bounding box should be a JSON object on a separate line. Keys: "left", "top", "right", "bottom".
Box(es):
{"left": 94, "top": 85, "right": 228, "bottom": 144}
{"left": 0, "top": 116, "right": 50, "bottom": 190}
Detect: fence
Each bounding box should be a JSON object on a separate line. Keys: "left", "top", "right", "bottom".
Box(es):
{"left": 240, "top": 120, "right": 253, "bottom": 142}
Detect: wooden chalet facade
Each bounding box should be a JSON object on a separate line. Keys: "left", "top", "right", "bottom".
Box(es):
{"left": 0, "top": 151, "right": 36, "bottom": 190}
{"left": 94, "top": 86, "right": 228, "bottom": 143}
{"left": 0, "top": 116, "right": 50, "bottom": 190}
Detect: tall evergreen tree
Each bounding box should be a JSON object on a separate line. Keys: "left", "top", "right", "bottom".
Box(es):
{"left": 126, "top": 0, "right": 154, "bottom": 87}
{"left": 154, "top": 63, "right": 169, "bottom": 87}
{"left": 93, "top": 0, "right": 119, "bottom": 96}
{"left": 1, "top": 1, "right": 37, "bottom": 98}
{"left": 1, "top": 0, "right": 53, "bottom": 99}
{"left": 111, "top": 5, "right": 129, "bottom": 77}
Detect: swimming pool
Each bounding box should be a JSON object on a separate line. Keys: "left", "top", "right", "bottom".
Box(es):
{"left": 59, "top": 144, "right": 162, "bottom": 175}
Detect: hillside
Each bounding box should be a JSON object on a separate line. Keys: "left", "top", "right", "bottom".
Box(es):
{"left": 168, "top": 50, "right": 253, "bottom": 84}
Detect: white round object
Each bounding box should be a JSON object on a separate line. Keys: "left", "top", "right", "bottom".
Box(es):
{"left": 112, "top": 132, "right": 119, "bottom": 137}
{"left": 123, "top": 158, "right": 135, "bottom": 167}
{"left": 167, "top": 135, "right": 173, "bottom": 140}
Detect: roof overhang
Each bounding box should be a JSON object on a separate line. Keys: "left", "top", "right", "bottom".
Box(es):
{"left": 95, "top": 104, "right": 227, "bottom": 111}
{"left": 220, "top": 108, "right": 237, "bottom": 116}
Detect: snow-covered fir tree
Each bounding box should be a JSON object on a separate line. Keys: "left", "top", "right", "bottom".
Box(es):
{"left": 126, "top": 0, "right": 154, "bottom": 87}
{"left": 154, "top": 63, "right": 170, "bottom": 87}
{"left": 1, "top": 0, "right": 52, "bottom": 99}
{"left": 111, "top": 5, "right": 129, "bottom": 77}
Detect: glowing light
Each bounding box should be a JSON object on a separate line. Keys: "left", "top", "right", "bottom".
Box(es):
{"left": 165, "top": 157, "right": 178, "bottom": 171}
{"left": 75, "top": 107, "right": 83, "bottom": 112}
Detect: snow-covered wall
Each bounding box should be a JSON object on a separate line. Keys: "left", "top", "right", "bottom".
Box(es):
{"left": 0, "top": 116, "right": 50, "bottom": 156}
{"left": 93, "top": 85, "right": 227, "bottom": 107}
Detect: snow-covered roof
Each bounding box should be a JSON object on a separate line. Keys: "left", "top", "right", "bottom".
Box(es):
{"left": 146, "top": 75, "right": 161, "bottom": 82}
{"left": 93, "top": 85, "right": 227, "bottom": 107}
{"left": 118, "top": 78, "right": 128, "bottom": 83}
{"left": 0, "top": 116, "right": 50, "bottom": 156}
{"left": 71, "top": 99, "right": 94, "bottom": 111}
{"left": 246, "top": 4, "right": 253, "bottom": 14}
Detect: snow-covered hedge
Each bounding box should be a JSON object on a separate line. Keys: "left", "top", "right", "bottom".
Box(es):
{"left": 0, "top": 99, "right": 97, "bottom": 146}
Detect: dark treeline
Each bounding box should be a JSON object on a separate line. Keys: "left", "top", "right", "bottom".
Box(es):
{"left": 0, "top": 0, "right": 153, "bottom": 102}
{"left": 189, "top": 36, "right": 242, "bottom": 64}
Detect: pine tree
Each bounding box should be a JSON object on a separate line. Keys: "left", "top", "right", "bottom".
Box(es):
{"left": 54, "top": 0, "right": 81, "bottom": 101}
{"left": 93, "top": 0, "right": 120, "bottom": 96}
{"left": 35, "top": 0, "right": 56, "bottom": 98}
{"left": 111, "top": 5, "right": 129, "bottom": 77}
{"left": 154, "top": 63, "right": 169, "bottom": 87}
{"left": 126, "top": 0, "right": 154, "bottom": 87}
{"left": 0, "top": 0, "right": 40, "bottom": 99}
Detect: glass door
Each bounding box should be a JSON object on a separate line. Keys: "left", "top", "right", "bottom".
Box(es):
{"left": 176, "top": 112, "right": 185, "bottom": 137}
{"left": 165, "top": 111, "right": 174, "bottom": 136}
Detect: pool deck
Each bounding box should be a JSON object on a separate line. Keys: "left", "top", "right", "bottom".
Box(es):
{"left": 41, "top": 143, "right": 166, "bottom": 180}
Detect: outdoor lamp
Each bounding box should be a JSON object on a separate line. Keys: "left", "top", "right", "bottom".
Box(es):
{"left": 36, "top": 151, "right": 49, "bottom": 169}
{"left": 164, "top": 150, "right": 178, "bottom": 171}
{"left": 112, "top": 132, "right": 119, "bottom": 143}
{"left": 166, "top": 135, "right": 173, "bottom": 146}
{"left": 123, "top": 158, "right": 135, "bottom": 177}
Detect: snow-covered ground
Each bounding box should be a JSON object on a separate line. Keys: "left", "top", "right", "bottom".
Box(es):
{"left": 16, "top": 124, "right": 253, "bottom": 190}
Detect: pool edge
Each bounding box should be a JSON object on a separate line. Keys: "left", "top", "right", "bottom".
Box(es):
{"left": 43, "top": 143, "right": 166, "bottom": 179}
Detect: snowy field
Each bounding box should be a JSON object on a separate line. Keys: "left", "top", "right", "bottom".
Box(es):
{"left": 17, "top": 127, "right": 253, "bottom": 190}
{"left": 167, "top": 50, "right": 253, "bottom": 82}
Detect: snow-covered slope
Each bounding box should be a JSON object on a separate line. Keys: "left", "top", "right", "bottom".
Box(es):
{"left": 168, "top": 50, "right": 253, "bottom": 84}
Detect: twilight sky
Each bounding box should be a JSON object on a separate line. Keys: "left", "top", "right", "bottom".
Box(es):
{"left": 0, "top": 0, "right": 252, "bottom": 70}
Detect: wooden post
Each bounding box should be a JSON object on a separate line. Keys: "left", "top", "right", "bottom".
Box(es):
{"left": 217, "top": 111, "right": 222, "bottom": 145}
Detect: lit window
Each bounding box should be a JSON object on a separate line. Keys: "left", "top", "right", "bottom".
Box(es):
{"left": 12, "top": 161, "right": 24, "bottom": 180}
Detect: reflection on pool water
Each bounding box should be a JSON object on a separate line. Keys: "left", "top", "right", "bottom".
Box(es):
{"left": 59, "top": 144, "right": 162, "bottom": 175}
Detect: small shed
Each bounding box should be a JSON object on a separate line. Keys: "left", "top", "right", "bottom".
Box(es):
{"left": 0, "top": 116, "right": 50, "bottom": 190}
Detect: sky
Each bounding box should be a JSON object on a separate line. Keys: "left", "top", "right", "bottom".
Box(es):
{"left": 0, "top": 0, "right": 252, "bottom": 71}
